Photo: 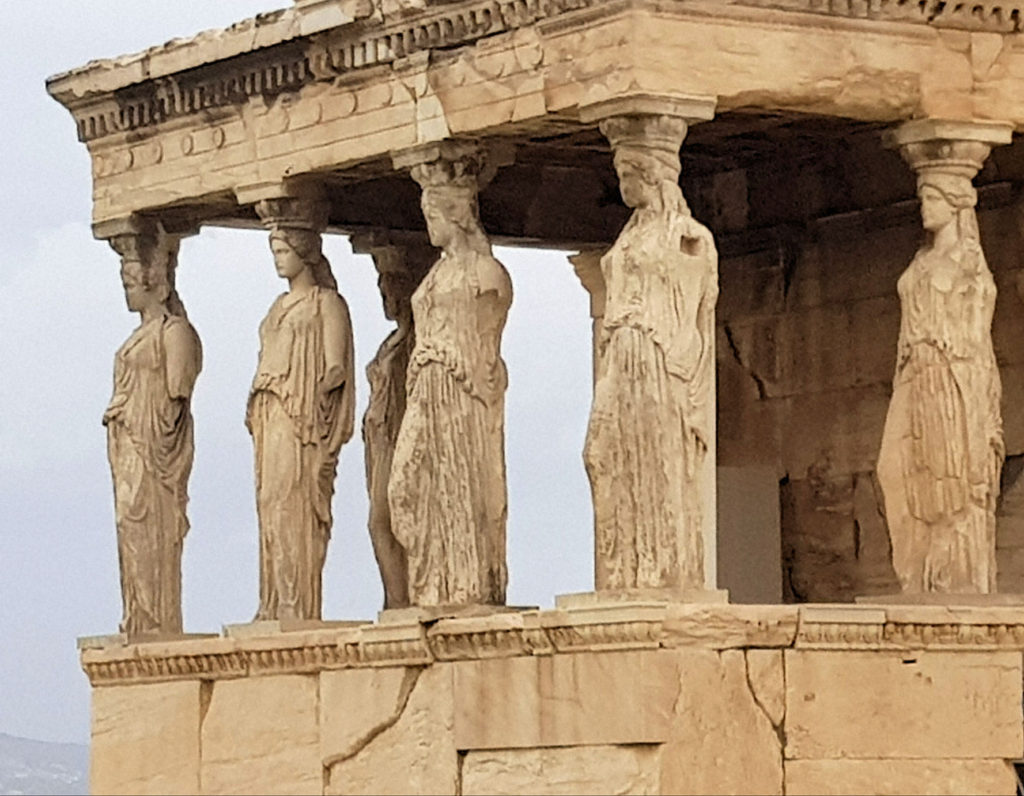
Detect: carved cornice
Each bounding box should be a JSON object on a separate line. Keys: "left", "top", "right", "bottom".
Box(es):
{"left": 737, "top": 0, "right": 1023, "bottom": 32}
{"left": 80, "top": 603, "right": 1024, "bottom": 686}
{"left": 58, "top": 0, "right": 597, "bottom": 144}
{"left": 52, "top": 0, "right": 1024, "bottom": 146}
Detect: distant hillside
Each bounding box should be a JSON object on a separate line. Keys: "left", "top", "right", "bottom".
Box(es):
{"left": 0, "top": 733, "right": 87, "bottom": 796}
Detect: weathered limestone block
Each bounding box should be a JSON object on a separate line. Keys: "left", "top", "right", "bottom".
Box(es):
{"left": 454, "top": 650, "right": 678, "bottom": 749}
{"left": 661, "top": 649, "right": 783, "bottom": 795}
{"left": 320, "top": 666, "right": 413, "bottom": 760}
{"left": 201, "top": 674, "right": 320, "bottom": 795}
{"left": 462, "top": 746, "right": 662, "bottom": 796}
{"left": 660, "top": 604, "right": 798, "bottom": 649}
{"left": 785, "top": 759, "right": 1017, "bottom": 796}
{"left": 325, "top": 664, "right": 457, "bottom": 795}
{"left": 745, "top": 650, "right": 785, "bottom": 727}
{"left": 91, "top": 681, "right": 201, "bottom": 796}
{"left": 785, "top": 650, "right": 1024, "bottom": 759}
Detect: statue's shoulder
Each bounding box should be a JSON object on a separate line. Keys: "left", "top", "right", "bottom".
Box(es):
{"left": 315, "top": 287, "right": 353, "bottom": 332}
{"left": 161, "top": 314, "right": 202, "bottom": 361}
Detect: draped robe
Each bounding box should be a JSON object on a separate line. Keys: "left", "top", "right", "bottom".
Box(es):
{"left": 105, "top": 313, "right": 201, "bottom": 636}
{"left": 388, "top": 251, "right": 512, "bottom": 606}
{"left": 247, "top": 287, "right": 354, "bottom": 619}
{"left": 584, "top": 210, "right": 718, "bottom": 591}
{"left": 878, "top": 242, "right": 1003, "bottom": 593}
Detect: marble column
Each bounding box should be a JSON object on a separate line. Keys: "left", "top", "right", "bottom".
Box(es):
{"left": 877, "top": 119, "right": 1012, "bottom": 595}
{"left": 388, "top": 141, "right": 513, "bottom": 607}
{"left": 99, "top": 217, "right": 202, "bottom": 638}
{"left": 350, "top": 230, "right": 436, "bottom": 610}
{"left": 245, "top": 188, "right": 356, "bottom": 620}
{"left": 579, "top": 96, "right": 720, "bottom": 596}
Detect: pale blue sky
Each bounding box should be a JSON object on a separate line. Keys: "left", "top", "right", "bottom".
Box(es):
{"left": 0, "top": 1, "right": 594, "bottom": 744}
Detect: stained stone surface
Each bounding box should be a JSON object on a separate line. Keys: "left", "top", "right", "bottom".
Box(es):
{"left": 785, "top": 759, "right": 1017, "bottom": 796}
{"left": 91, "top": 681, "right": 200, "bottom": 796}
{"left": 785, "top": 649, "right": 1024, "bottom": 760}
{"left": 201, "top": 674, "right": 321, "bottom": 795}
{"left": 324, "top": 665, "right": 458, "bottom": 795}
{"left": 462, "top": 746, "right": 662, "bottom": 796}
{"left": 81, "top": 605, "right": 1024, "bottom": 794}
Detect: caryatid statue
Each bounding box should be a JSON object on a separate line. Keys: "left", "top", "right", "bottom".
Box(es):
{"left": 584, "top": 112, "right": 719, "bottom": 593}
{"left": 103, "top": 221, "right": 202, "bottom": 637}
{"left": 388, "top": 142, "right": 513, "bottom": 607}
{"left": 877, "top": 121, "right": 1011, "bottom": 594}
{"left": 353, "top": 232, "right": 434, "bottom": 610}
{"left": 247, "top": 197, "right": 356, "bottom": 621}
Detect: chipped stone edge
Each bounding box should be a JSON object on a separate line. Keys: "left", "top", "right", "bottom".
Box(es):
{"left": 80, "top": 603, "right": 1024, "bottom": 686}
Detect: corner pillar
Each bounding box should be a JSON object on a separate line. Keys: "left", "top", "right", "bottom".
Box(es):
{"left": 94, "top": 214, "right": 203, "bottom": 640}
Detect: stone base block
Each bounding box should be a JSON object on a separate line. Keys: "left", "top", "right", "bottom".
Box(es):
{"left": 555, "top": 588, "right": 729, "bottom": 608}
{"left": 856, "top": 593, "right": 1024, "bottom": 606}
{"left": 81, "top": 604, "right": 1024, "bottom": 795}
{"left": 91, "top": 681, "right": 201, "bottom": 795}
{"left": 377, "top": 604, "right": 537, "bottom": 625}
{"left": 785, "top": 759, "right": 1018, "bottom": 795}
{"left": 77, "top": 632, "right": 216, "bottom": 649}
{"left": 222, "top": 619, "right": 368, "bottom": 639}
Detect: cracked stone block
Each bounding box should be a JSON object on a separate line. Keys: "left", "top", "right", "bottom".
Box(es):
{"left": 91, "top": 680, "right": 201, "bottom": 795}
{"left": 201, "top": 674, "right": 320, "bottom": 795}
{"left": 453, "top": 650, "right": 679, "bottom": 750}
{"left": 325, "top": 664, "right": 457, "bottom": 795}
{"left": 785, "top": 759, "right": 1017, "bottom": 795}
{"left": 462, "top": 746, "right": 662, "bottom": 796}
{"left": 785, "top": 650, "right": 1024, "bottom": 760}
{"left": 745, "top": 650, "right": 785, "bottom": 727}
{"left": 320, "top": 666, "right": 413, "bottom": 764}
{"left": 660, "top": 649, "right": 783, "bottom": 795}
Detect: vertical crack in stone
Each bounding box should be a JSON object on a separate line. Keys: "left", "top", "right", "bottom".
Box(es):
{"left": 321, "top": 666, "right": 424, "bottom": 776}
{"left": 742, "top": 651, "right": 785, "bottom": 749}
{"left": 723, "top": 323, "right": 768, "bottom": 400}
{"left": 455, "top": 750, "right": 466, "bottom": 796}
{"left": 198, "top": 681, "right": 213, "bottom": 795}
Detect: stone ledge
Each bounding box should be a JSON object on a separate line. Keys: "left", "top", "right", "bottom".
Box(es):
{"left": 79, "top": 602, "right": 1024, "bottom": 686}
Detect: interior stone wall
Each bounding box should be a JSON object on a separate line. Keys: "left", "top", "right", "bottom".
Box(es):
{"left": 710, "top": 158, "right": 1024, "bottom": 601}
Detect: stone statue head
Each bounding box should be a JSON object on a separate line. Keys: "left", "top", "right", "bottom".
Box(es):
{"left": 601, "top": 115, "right": 689, "bottom": 214}
{"left": 411, "top": 152, "right": 490, "bottom": 252}
{"left": 915, "top": 171, "right": 980, "bottom": 244}
{"left": 109, "top": 225, "right": 186, "bottom": 318}
{"left": 268, "top": 227, "right": 338, "bottom": 291}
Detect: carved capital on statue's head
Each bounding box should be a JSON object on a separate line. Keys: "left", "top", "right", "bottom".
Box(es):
{"left": 101, "top": 217, "right": 188, "bottom": 317}
{"left": 599, "top": 114, "right": 688, "bottom": 184}
{"left": 352, "top": 230, "right": 434, "bottom": 316}
{"left": 393, "top": 139, "right": 515, "bottom": 195}
{"left": 886, "top": 119, "right": 1013, "bottom": 200}
{"left": 255, "top": 196, "right": 330, "bottom": 234}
